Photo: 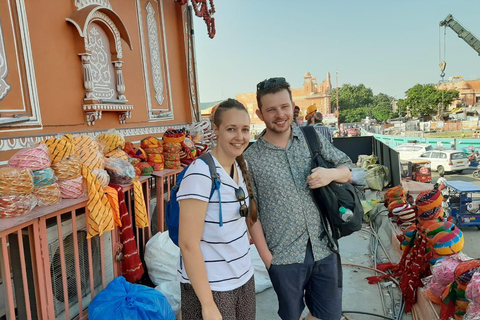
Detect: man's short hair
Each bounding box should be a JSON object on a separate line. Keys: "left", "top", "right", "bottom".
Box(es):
{"left": 256, "top": 77, "right": 292, "bottom": 109}
{"left": 314, "top": 112, "right": 323, "bottom": 123}
{"left": 294, "top": 105, "right": 300, "bottom": 111}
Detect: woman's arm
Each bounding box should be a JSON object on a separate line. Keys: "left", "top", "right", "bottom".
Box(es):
{"left": 248, "top": 219, "right": 273, "bottom": 269}
{"left": 178, "top": 199, "right": 222, "bottom": 320}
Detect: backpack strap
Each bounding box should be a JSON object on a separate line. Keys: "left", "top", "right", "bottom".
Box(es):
{"left": 301, "top": 126, "right": 328, "bottom": 168}
{"left": 198, "top": 153, "right": 224, "bottom": 227}
{"left": 300, "top": 127, "right": 342, "bottom": 277}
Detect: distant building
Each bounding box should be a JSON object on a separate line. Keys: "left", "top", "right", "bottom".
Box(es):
{"left": 437, "top": 79, "right": 480, "bottom": 109}
{"left": 235, "top": 72, "right": 333, "bottom": 126}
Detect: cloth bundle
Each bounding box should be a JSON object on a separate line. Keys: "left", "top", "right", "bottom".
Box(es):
{"left": 136, "top": 162, "right": 154, "bottom": 176}
{"left": 52, "top": 157, "right": 82, "bottom": 181}
{"left": 163, "top": 129, "right": 184, "bottom": 169}
{"left": 92, "top": 169, "right": 110, "bottom": 188}
{"left": 392, "top": 203, "right": 416, "bottom": 226}
{"left": 466, "top": 272, "right": 480, "bottom": 305}
{"left": 104, "top": 148, "right": 129, "bottom": 161}
{"left": 96, "top": 129, "right": 125, "bottom": 154}
{"left": 0, "top": 167, "right": 34, "bottom": 196}
{"left": 141, "top": 136, "right": 164, "bottom": 171}
{"left": 105, "top": 158, "right": 136, "bottom": 185}
{"left": 441, "top": 261, "right": 480, "bottom": 320}
{"left": 416, "top": 189, "right": 444, "bottom": 222}
{"left": 8, "top": 144, "right": 51, "bottom": 170}
{"left": 141, "top": 136, "right": 163, "bottom": 150}
{"left": 0, "top": 194, "right": 37, "bottom": 218}
{"left": 32, "top": 168, "right": 57, "bottom": 188}
{"left": 190, "top": 120, "right": 215, "bottom": 156}
{"left": 40, "top": 135, "right": 74, "bottom": 164}
{"left": 33, "top": 183, "right": 62, "bottom": 206}
{"left": 384, "top": 185, "right": 406, "bottom": 207}
{"left": 58, "top": 176, "right": 85, "bottom": 199}
{"left": 73, "top": 135, "right": 105, "bottom": 170}
{"left": 365, "top": 165, "right": 390, "bottom": 191}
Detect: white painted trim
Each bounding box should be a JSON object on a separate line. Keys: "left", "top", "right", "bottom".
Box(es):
{"left": 0, "top": 0, "right": 42, "bottom": 130}
{"left": 0, "top": 124, "right": 187, "bottom": 151}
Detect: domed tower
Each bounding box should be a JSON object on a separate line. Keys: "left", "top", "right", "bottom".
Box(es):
{"left": 304, "top": 72, "right": 313, "bottom": 94}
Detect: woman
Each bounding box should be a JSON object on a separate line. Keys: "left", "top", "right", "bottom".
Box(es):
{"left": 176, "top": 99, "right": 258, "bottom": 320}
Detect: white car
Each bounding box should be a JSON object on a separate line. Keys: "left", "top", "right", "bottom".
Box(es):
{"left": 394, "top": 143, "right": 434, "bottom": 161}
{"left": 416, "top": 150, "right": 469, "bottom": 174}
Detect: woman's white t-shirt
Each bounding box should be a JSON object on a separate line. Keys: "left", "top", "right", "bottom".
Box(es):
{"left": 176, "top": 155, "right": 253, "bottom": 291}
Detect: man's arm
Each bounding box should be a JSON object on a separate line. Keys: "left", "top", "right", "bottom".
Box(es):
{"left": 307, "top": 130, "right": 353, "bottom": 188}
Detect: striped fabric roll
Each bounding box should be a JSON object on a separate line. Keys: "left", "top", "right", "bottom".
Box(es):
{"left": 96, "top": 130, "right": 125, "bottom": 153}
{"left": 58, "top": 176, "right": 85, "bottom": 199}
{"left": 52, "top": 157, "right": 82, "bottom": 181}
{"left": 133, "top": 180, "right": 149, "bottom": 228}
{"left": 8, "top": 144, "right": 51, "bottom": 170}
{"left": 40, "top": 136, "right": 74, "bottom": 164}
{"left": 0, "top": 167, "right": 34, "bottom": 196}
{"left": 32, "top": 168, "right": 56, "bottom": 188}
{"left": 34, "top": 183, "right": 62, "bottom": 206}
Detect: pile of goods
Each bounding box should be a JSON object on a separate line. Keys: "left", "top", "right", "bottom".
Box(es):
{"left": 369, "top": 185, "right": 479, "bottom": 319}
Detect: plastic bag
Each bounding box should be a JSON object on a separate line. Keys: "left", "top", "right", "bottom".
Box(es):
{"left": 105, "top": 157, "right": 135, "bottom": 185}
{"left": 0, "top": 167, "right": 34, "bottom": 196}
{"left": 350, "top": 167, "right": 367, "bottom": 186}
{"left": 465, "top": 302, "right": 480, "bottom": 320}
{"left": 365, "top": 165, "right": 389, "bottom": 191}
{"left": 0, "top": 194, "right": 37, "bottom": 218}
{"left": 466, "top": 271, "right": 480, "bottom": 304}
{"left": 8, "top": 144, "right": 51, "bottom": 170}
{"left": 144, "top": 232, "right": 179, "bottom": 286}
{"left": 88, "top": 276, "right": 175, "bottom": 320}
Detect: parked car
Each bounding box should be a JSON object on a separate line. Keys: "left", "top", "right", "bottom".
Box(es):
{"left": 415, "top": 150, "right": 469, "bottom": 174}
{"left": 394, "top": 143, "right": 433, "bottom": 161}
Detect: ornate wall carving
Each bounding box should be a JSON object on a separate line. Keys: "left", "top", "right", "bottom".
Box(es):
{"left": 75, "top": 0, "right": 112, "bottom": 10}
{"left": 146, "top": 2, "right": 164, "bottom": 105}
{"left": 86, "top": 25, "right": 115, "bottom": 99}
{"left": 136, "top": 0, "right": 173, "bottom": 121}
{"left": 91, "top": 11, "right": 123, "bottom": 59}
{"left": 0, "top": 21, "right": 11, "bottom": 100}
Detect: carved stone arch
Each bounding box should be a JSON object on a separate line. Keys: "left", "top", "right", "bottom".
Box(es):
{"left": 67, "top": 5, "right": 134, "bottom": 126}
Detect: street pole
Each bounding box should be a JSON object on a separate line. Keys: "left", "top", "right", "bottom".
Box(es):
{"left": 336, "top": 70, "right": 340, "bottom": 129}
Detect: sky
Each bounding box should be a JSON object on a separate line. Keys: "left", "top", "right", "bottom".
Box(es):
{"left": 192, "top": 0, "right": 480, "bottom": 103}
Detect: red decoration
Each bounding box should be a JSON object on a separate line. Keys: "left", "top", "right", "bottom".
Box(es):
{"left": 175, "top": 0, "right": 216, "bottom": 39}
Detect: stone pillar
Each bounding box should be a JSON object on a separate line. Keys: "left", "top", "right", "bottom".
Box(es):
{"left": 113, "top": 60, "right": 126, "bottom": 101}
{"left": 79, "top": 53, "right": 94, "bottom": 100}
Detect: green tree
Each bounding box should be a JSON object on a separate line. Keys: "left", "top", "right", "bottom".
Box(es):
{"left": 331, "top": 84, "right": 374, "bottom": 111}
{"left": 331, "top": 84, "right": 395, "bottom": 123}
{"left": 398, "top": 84, "right": 459, "bottom": 118}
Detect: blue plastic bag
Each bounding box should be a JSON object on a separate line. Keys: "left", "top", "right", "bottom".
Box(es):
{"left": 88, "top": 276, "right": 175, "bottom": 320}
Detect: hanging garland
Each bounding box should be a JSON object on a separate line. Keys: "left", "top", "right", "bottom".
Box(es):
{"left": 175, "top": 0, "right": 216, "bottom": 39}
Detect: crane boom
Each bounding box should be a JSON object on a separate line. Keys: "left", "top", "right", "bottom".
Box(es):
{"left": 439, "top": 14, "right": 480, "bottom": 56}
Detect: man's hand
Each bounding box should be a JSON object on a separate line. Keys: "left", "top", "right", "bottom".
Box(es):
{"left": 307, "top": 167, "right": 335, "bottom": 189}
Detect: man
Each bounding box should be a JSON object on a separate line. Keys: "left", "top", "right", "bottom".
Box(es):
{"left": 293, "top": 105, "right": 301, "bottom": 126}
{"left": 312, "top": 112, "right": 333, "bottom": 143}
{"left": 245, "top": 77, "right": 354, "bottom": 320}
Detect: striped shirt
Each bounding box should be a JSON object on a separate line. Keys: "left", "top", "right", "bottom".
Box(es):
{"left": 176, "top": 155, "right": 254, "bottom": 291}
{"left": 313, "top": 124, "right": 333, "bottom": 143}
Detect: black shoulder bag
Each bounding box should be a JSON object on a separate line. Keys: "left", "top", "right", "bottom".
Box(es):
{"left": 301, "top": 126, "right": 364, "bottom": 240}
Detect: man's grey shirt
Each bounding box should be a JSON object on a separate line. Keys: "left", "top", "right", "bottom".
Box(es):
{"left": 244, "top": 125, "right": 353, "bottom": 265}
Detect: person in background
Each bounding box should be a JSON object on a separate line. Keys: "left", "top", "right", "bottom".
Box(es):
{"left": 245, "top": 77, "right": 353, "bottom": 320}
{"left": 177, "top": 98, "right": 258, "bottom": 320}
{"left": 304, "top": 103, "right": 317, "bottom": 126}
{"left": 312, "top": 112, "right": 333, "bottom": 144}
{"left": 293, "top": 105, "right": 301, "bottom": 126}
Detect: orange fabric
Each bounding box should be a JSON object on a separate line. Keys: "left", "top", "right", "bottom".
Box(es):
{"left": 104, "top": 186, "right": 122, "bottom": 227}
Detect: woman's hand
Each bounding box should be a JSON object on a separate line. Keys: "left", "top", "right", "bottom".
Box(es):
{"left": 202, "top": 301, "right": 222, "bottom": 320}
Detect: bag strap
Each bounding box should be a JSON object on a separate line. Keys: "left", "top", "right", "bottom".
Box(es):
{"left": 300, "top": 127, "right": 341, "bottom": 252}
{"left": 199, "top": 153, "right": 224, "bottom": 226}
{"left": 300, "top": 126, "right": 328, "bottom": 168}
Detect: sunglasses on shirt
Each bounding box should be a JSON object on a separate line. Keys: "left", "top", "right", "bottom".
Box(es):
{"left": 235, "top": 187, "right": 249, "bottom": 218}
{"left": 256, "top": 77, "right": 286, "bottom": 92}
